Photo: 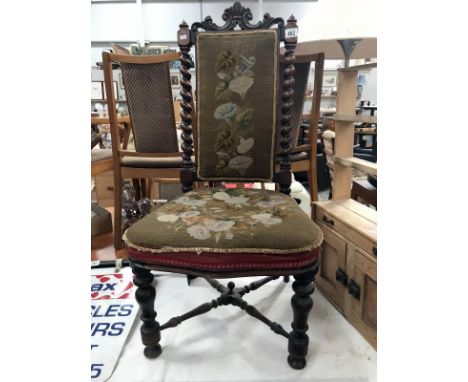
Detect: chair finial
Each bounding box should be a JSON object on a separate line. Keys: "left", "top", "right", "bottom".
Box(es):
{"left": 284, "top": 15, "right": 298, "bottom": 44}
{"left": 288, "top": 14, "right": 297, "bottom": 24}
{"left": 178, "top": 20, "right": 191, "bottom": 46}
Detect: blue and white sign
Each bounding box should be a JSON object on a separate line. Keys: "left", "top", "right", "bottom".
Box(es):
{"left": 91, "top": 273, "right": 139, "bottom": 381}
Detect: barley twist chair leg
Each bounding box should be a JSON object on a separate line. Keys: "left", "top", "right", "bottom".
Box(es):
{"left": 287, "top": 269, "right": 316, "bottom": 369}
{"left": 132, "top": 265, "right": 162, "bottom": 359}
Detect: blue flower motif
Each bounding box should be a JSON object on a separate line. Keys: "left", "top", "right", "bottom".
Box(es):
{"left": 214, "top": 102, "right": 240, "bottom": 123}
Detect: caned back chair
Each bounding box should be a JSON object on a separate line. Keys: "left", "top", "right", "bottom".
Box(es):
{"left": 123, "top": 2, "right": 323, "bottom": 370}
{"left": 102, "top": 51, "right": 186, "bottom": 249}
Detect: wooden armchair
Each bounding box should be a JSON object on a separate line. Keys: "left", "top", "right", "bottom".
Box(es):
{"left": 91, "top": 115, "right": 131, "bottom": 177}
{"left": 277, "top": 52, "right": 324, "bottom": 203}
{"left": 124, "top": 2, "right": 323, "bottom": 370}
{"left": 102, "top": 51, "right": 186, "bottom": 249}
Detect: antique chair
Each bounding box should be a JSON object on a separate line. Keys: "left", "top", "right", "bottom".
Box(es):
{"left": 91, "top": 115, "right": 131, "bottom": 177}
{"left": 277, "top": 52, "right": 324, "bottom": 203}
{"left": 124, "top": 2, "right": 323, "bottom": 370}
{"left": 102, "top": 51, "right": 187, "bottom": 249}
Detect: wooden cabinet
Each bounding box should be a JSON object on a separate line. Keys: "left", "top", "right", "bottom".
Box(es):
{"left": 314, "top": 62, "right": 377, "bottom": 349}
{"left": 316, "top": 223, "right": 347, "bottom": 313}
{"left": 314, "top": 199, "right": 377, "bottom": 349}
{"left": 94, "top": 172, "right": 114, "bottom": 208}
{"left": 343, "top": 243, "right": 377, "bottom": 348}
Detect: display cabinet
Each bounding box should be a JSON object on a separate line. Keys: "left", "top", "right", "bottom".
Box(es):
{"left": 313, "top": 63, "right": 377, "bottom": 349}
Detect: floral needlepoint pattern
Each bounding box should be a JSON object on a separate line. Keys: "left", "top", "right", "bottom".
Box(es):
{"left": 157, "top": 214, "right": 179, "bottom": 223}
{"left": 187, "top": 224, "right": 211, "bottom": 240}
{"left": 152, "top": 188, "right": 296, "bottom": 242}
{"left": 214, "top": 103, "right": 240, "bottom": 123}
{"left": 212, "top": 41, "right": 258, "bottom": 177}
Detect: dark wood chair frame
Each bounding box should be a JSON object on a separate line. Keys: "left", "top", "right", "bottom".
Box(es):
{"left": 129, "top": 2, "right": 321, "bottom": 370}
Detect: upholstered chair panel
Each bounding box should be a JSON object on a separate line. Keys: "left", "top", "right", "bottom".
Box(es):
{"left": 196, "top": 30, "right": 279, "bottom": 181}
{"left": 125, "top": 187, "right": 323, "bottom": 255}
{"left": 121, "top": 62, "right": 179, "bottom": 153}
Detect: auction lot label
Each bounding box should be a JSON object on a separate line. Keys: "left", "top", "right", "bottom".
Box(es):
{"left": 91, "top": 273, "right": 139, "bottom": 381}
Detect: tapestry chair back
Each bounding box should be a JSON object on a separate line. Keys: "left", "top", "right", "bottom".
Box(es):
{"left": 119, "top": 58, "right": 179, "bottom": 153}
{"left": 196, "top": 30, "right": 279, "bottom": 181}
{"left": 177, "top": 6, "right": 299, "bottom": 192}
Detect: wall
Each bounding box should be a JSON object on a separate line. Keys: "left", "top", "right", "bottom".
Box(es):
{"left": 91, "top": 0, "right": 377, "bottom": 66}
{"left": 91, "top": 0, "right": 377, "bottom": 111}
{"left": 361, "top": 67, "right": 377, "bottom": 103}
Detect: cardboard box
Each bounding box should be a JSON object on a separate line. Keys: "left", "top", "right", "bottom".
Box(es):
{"left": 91, "top": 203, "right": 113, "bottom": 237}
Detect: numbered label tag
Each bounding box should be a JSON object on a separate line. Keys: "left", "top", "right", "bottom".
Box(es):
{"left": 286, "top": 27, "right": 298, "bottom": 39}
{"left": 178, "top": 31, "right": 190, "bottom": 45}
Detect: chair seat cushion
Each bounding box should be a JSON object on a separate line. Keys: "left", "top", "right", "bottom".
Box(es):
{"left": 125, "top": 187, "right": 323, "bottom": 271}
{"left": 121, "top": 155, "right": 194, "bottom": 168}
{"left": 91, "top": 149, "right": 112, "bottom": 163}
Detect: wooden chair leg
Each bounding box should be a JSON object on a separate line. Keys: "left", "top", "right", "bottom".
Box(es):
{"left": 153, "top": 182, "right": 161, "bottom": 200}
{"left": 113, "top": 173, "right": 123, "bottom": 250}
{"left": 147, "top": 178, "right": 153, "bottom": 199}
{"left": 287, "top": 269, "right": 316, "bottom": 369}
{"left": 132, "top": 265, "right": 162, "bottom": 359}
{"left": 132, "top": 178, "right": 141, "bottom": 200}
{"left": 187, "top": 275, "right": 197, "bottom": 286}
{"left": 140, "top": 178, "right": 147, "bottom": 198}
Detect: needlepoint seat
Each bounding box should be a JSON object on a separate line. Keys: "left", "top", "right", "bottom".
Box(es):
{"left": 125, "top": 187, "right": 322, "bottom": 272}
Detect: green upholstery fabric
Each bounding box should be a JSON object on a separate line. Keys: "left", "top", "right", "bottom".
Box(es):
{"left": 124, "top": 187, "right": 323, "bottom": 254}
{"left": 196, "top": 30, "right": 279, "bottom": 181}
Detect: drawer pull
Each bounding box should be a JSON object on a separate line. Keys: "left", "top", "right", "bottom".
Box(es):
{"left": 348, "top": 279, "right": 361, "bottom": 300}
{"left": 335, "top": 268, "right": 348, "bottom": 286}
{"left": 322, "top": 215, "right": 334, "bottom": 226}
{"left": 107, "top": 186, "right": 114, "bottom": 191}
{"left": 372, "top": 246, "right": 377, "bottom": 257}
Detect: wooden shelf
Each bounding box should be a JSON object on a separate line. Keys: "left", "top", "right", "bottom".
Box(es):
{"left": 305, "top": 95, "right": 336, "bottom": 99}
{"left": 333, "top": 114, "right": 377, "bottom": 124}
{"left": 338, "top": 63, "right": 377, "bottom": 72}
{"left": 335, "top": 156, "right": 377, "bottom": 176}
{"left": 355, "top": 127, "right": 377, "bottom": 134}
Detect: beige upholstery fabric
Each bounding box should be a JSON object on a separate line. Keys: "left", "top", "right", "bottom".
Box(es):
{"left": 124, "top": 187, "right": 323, "bottom": 254}
{"left": 91, "top": 149, "right": 112, "bottom": 163}
{"left": 121, "top": 156, "right": 194, "bottom": 168}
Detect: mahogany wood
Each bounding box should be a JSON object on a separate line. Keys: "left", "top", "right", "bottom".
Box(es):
{"left": 287, "top": 269, "right": 317, "bottom": 369}
{"left": 132, "top": 265, "right": 162, "bottom": 358}
{"left": 128, "top": 2, "right": 320, "bottom": 370}
{"left": 277, "top": 16, "right": 298, "bottom": 195}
